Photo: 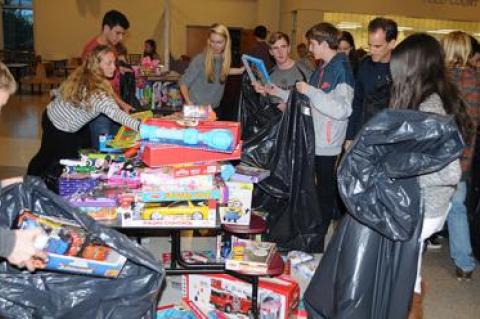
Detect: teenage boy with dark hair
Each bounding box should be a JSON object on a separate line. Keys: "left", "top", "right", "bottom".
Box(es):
{"left": 245, "top": 25, "right": 275, "bottom": 71}
{"left": 273, "top": 22, "right": 354, "bottom": 250}
{"left": 253, "top": 32, "right": 311, "bottom": 111}
{"left": 345, "top": 17, "right": 397, "bottom": 148}
{"left": 81, "top": 10, "right": 134, "bottom": 148}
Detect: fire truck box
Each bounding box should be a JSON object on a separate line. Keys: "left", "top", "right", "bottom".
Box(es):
{"left": 182, "top": 273, "right": 299, "bottom": 319}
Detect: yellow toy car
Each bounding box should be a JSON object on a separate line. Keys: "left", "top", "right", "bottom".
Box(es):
{"left": 141, "top": 201, "right": 211, "bottom": 221}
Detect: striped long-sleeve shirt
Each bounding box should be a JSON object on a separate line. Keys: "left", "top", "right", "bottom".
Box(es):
{"left": 47, "top": 93, "right": 141, "bottom": 133}
{"left": 449, "top": 66, "right": 480, "bottom": 179}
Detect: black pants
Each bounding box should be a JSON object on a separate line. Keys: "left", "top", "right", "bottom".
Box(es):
{"left": 315, "top": 155, "right": 338, "bottom": 238}
{"left": 27, "top": 111, "right": 81, "bottom": 177}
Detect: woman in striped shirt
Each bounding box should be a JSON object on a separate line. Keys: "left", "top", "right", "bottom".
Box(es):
{"left": 27, "top": 45, "right": 142, "bottom": 177}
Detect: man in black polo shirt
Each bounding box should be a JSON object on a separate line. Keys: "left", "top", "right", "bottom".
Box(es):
{"left": 345, "top": 17, "right": 398, "bottom": 148}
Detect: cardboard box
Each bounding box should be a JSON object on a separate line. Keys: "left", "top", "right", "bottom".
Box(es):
{"left": 182, "top": 274, "right": 300, "bottom": 319}
{"left": 142, "top": 142, "right": 242, "bottom": 167}
{"left": 144, "top": 119, "right": 241, "bottom": 153}
{"left": 17, "top": 211, "right": 126, "bottom": 278}
{"left": 121, "top": 200, "right": 218, "bottom": 228}
{"left": 219, "top": 181, "right": 253, "bottom": 225}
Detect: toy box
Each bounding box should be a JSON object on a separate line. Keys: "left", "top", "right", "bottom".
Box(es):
{"left": 142, "top": 142, "right": 242, "bottom": 167}
{"left": 141, "top": 173, "right": 214, "bottom": 191}
{"left": 225, "top": 237, "right": 277, "bottom": 274}
{"left": 140, "top": 187, "right": 221, "bottom": 202}
{"left": 230, "top": 165, "right": 271, "bottom": 184}
{"left": 109, "top": 111, "right": 153, "bottom": 149}
{"left": 17, "top": 211, "right": 127, "bottom": 278}
{"left": 183, "top": 105, "right": 210, "bottom": 119}
{"left": 143, "top": 119, "right": 241, "bottom": 153}
{"left": 58, "top": 176, "right": 99, "bottom": 197}
{"left": 121, "top": 200, "right": 218, "bottom": 228}
{"left": 219, "top": 181, "right": 253, "bottom": 225}
{"left": 182, "top": 274, "right": 300, "bottom": 319}
{"left": 69, "top": 197, "right": 118, "bottom": 221}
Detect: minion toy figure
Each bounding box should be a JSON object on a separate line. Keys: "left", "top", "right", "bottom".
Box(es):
{"left": 223, "top": 199, "right": 245, "bottom": 223}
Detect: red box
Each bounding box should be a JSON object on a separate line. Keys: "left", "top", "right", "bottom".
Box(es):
{"left": 145, "top": 119, "right": 241, "bottom": 152}
{"left": 142, "top": 142, "right": 242, "bottom": 167}
{"left": 183, "top": 273, "right": 300, "bottom": 319}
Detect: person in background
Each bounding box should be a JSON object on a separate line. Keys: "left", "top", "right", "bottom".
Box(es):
{"left": 245, "top": 25, "right": 275, "bottom": 71}
{"left": 81, "top": 10, "right": 134, "bottom": 149}
{"left": 345, "top": 17, "right": 398, "bottom": 148}
{"left": 296, "top": 42, "right": 316, "bottom": 72}
{"left": 0, "top": 62, "right": 47, "bottom": 272}
{"left": 253, "top": 32, "right": 312, "bottom": 112}
{"left": 179, "top": 23, "right": 244, "bottom": 111}
{"left": 389, "top": 33, "right": 472, "bottom": 318}
{"left": 338, "top": 30, "right": 359, "bottom": 74}
{"left": 27, "top": 46, "right": 143, "bottom": 178}
{"left": 143, "top": 39, "right": 160, "bottom": 60}
{"left": 442, "top": 31, "right": 479, "bottom": 281}
{"left": 469, "top": 36, "right": 480, "bottom": 69}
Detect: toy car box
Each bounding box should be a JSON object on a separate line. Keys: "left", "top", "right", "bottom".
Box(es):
{"left": 17, "top": 211, "right": 127, "bottom": 278}
{"left": 121, "top": 199, "right": 218, "bottom": 228}
{"left": 219, "top": 181, "right": 253, "bottom": 226}
{"left": 182, "top": 274, "right": 300, "bottom": 319}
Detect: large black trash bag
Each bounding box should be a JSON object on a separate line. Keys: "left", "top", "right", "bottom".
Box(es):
{"left": 237, "top": 73, "right": 282, "bottom": 141}
{"left": 241, "top": 90, "right": 323, "bottom": 252}
{"left": 304, "top": 110, "right": 464, "bottom": 319}
{"left": 0, "top": 177, "right": 164, "bottom": 319}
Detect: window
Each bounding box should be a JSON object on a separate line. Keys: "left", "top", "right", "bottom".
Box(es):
{"left": 3, "top": 0, "right": 33, "bottom": 50}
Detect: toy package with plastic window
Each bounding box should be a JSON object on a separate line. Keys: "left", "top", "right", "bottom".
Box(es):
{"left": 16, "top": 210, "right": 127, "bottom": 278}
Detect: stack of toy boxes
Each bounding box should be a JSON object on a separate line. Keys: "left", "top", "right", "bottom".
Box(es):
{"left": 182, "top": 273, "right": 300, "bottom": 319}
{"left": 121, "top": 162, "right": 224, "bottom": 228}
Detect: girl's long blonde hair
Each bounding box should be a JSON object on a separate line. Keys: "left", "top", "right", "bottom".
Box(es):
{"left": 205, "top": 23, "right": 231, "bottom": 83}
{"left": 60, "top": 45, "right": 115, "bottom": 110}
{"left": 442, "top": 31, "right": 472, "bottom": 68}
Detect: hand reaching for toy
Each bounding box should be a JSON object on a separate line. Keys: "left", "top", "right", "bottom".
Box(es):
{"left": 7, "top": 229, "right": 48, "bottom": 272}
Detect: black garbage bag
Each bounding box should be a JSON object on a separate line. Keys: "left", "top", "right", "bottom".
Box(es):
{"left": 120, "top": 71, "right": 142, "bottom": 111}
{"left": 304, "top": 109, "right": 464, "bottom": 319}
{"left": 241, "top": 90, "right": 323, "bottom": 252}
{"left": 237, "top": 73, "right": 282, "bottom": 141}
{"left": 0, "top": 177, "right": 164, "bottom": 319}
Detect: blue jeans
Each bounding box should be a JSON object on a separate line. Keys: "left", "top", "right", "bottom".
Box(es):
{"left": 447, "top": 181, "right": 476, "bottom": 272}
{"left": 89, "top": 114, "right": 120, "bottom": 149}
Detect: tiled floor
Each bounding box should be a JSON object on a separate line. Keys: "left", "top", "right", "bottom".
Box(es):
{"left": 1, "top": 93, "right": 479, "bottom": 318}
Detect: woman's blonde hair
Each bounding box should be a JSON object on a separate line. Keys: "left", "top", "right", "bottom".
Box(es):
{"left": 205, "top": 23, "right": 231, "bottom": 83}
{"left": 442, "top": 31, "right": 472, "bottom": 67}
{"left": 60, "top": 45, "right": 115, "bottom": 110}
{"left": 0, "top": 62, "right": 17, "bottom": 94}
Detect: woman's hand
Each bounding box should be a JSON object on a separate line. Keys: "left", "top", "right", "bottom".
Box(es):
{"left": 7, "top": 229, "right": 48, "bottom": 272}
{"left": 296, "top": 81, "right": 311, "bottom": 95}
